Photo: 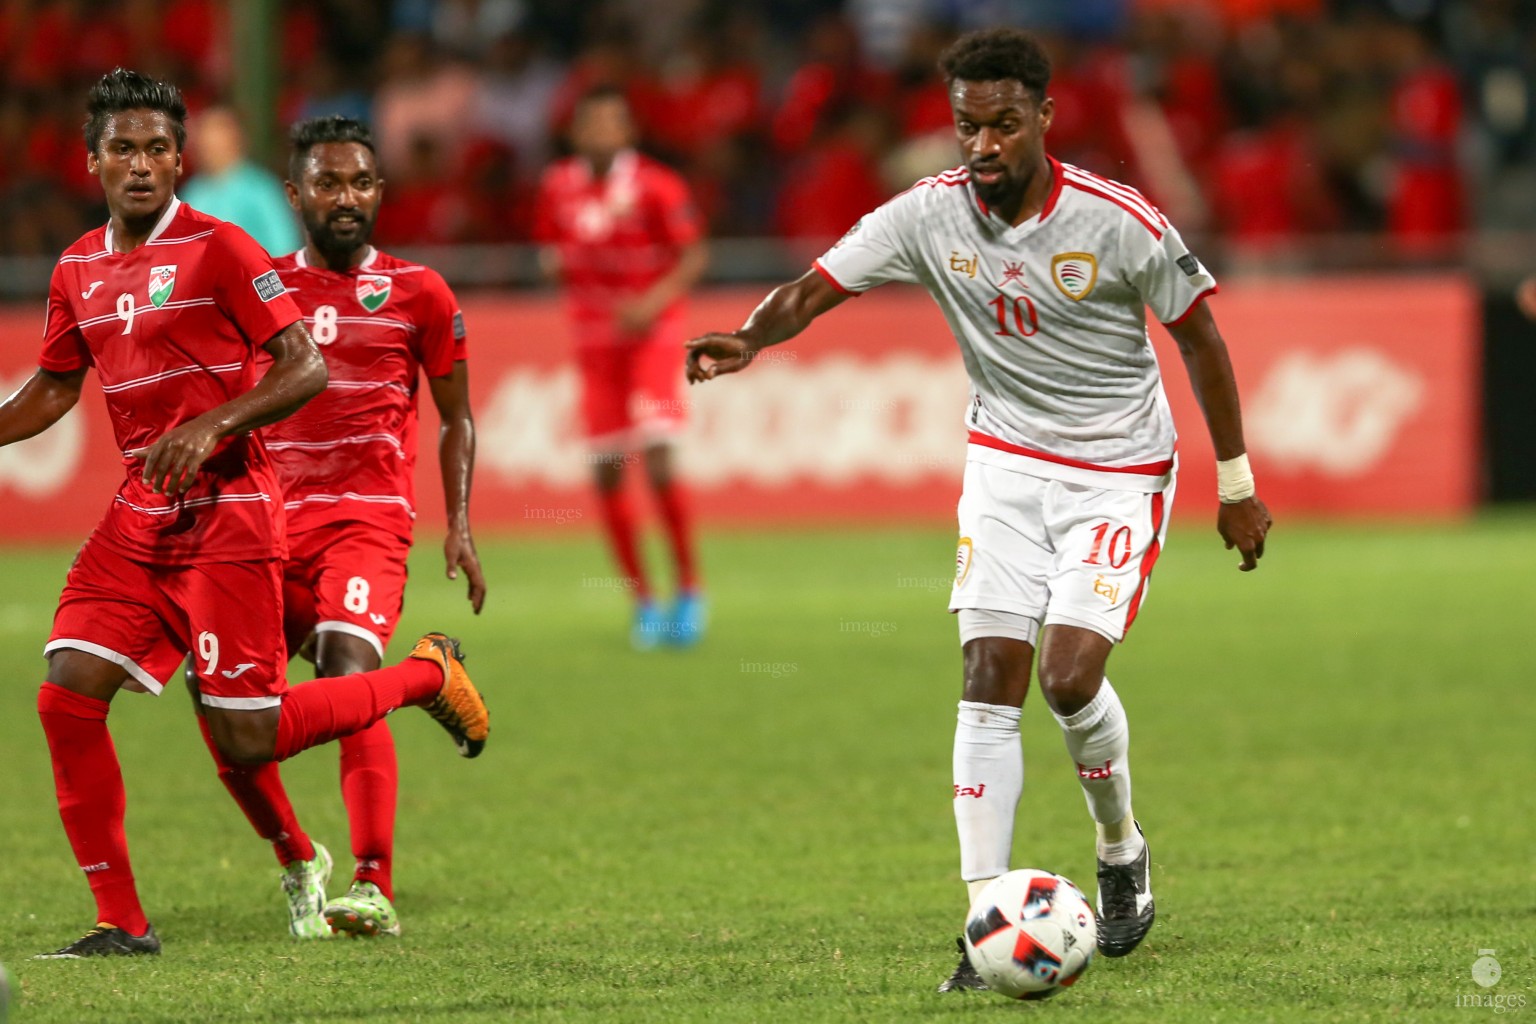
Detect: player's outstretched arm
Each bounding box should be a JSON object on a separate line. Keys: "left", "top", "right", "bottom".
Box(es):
{"left": 685, "top": 269, "right": 849, "bottom": 383}
{"left": 0, "top": 368, "right": 86, "bottom": 449}
{"left": 1166, "top": 301, "right": 1272, "bottom": 571}
{"left": 133, "top": 322, "right": 327, "bottom": 494}
{"left": 429, "top": 361, "right": 486, "bottom": 614}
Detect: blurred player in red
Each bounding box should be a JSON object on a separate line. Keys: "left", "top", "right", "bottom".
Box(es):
{"left": 0, "top": 71, "right": 489, "bottom": 959}
{"left": 183, "top": 115, "right": 487, "bottom": 939}
{"left": 535, "top": 86, "right": 709, "bottom": 649}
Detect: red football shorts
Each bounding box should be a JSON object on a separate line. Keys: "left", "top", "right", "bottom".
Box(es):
{"left": 281, "top": 524, "right": 410, "bottom": 660}
{"left": 46, "top": 536, "right": 287, "bottom": 710}
{"left": 577, "top": 334, "right": 688, "bottom": 450}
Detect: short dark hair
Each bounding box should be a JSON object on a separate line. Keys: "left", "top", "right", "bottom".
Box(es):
{"left": 84, "top": 68, "right": 187, "bottom": 153}
{"left": 288, "top": 115, "right": 377, "bottom": 180}
{"left": 938, "top": 28, "right": 1052, "bottom": 100}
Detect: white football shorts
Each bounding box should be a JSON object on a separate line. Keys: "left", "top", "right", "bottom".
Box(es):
{"left": 949, "top": 459, "right": 1176, "bottom": 645}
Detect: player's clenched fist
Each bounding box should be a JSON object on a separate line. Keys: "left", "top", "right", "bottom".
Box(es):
{"left": 1218, "top": 496, "right": 1272, "bottom": 572}
{"left": 685, "top": 333, "right": 757, "bottom": 383}
{"left": 131, "top": 419, "right": 220, "bottom": 494}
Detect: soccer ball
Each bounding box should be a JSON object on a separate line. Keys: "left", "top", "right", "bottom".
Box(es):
{"left": 963, "top": 869, "right": 1097, "bottom": 999}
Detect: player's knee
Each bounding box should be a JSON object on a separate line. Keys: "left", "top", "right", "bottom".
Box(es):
{"left": 1036, "top": 660, "right": 1099, "bottom": 716}
{"left": 216, "top": 733, "right": 277, "bottom": 766}
{"left": 593, "top": 458, "right": 624, "bottom": 493}
{"left": 643, "top": 445, "right": 673, "bottom": 488}
{"left": 315, "top": 652, "right": 376, "bottom": 678}
{"left": 961, "top": 637, "right": 1031, "bottom": 706}
{"left": 204, "top": 711, "right": 280, "bottom": 765}
{"left": 313, "top": 632, "right": 381, "bottom": 678}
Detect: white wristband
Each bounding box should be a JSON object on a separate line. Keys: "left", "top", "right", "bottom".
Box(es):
{"left": 1216, "top": 454, "right": 1255, "bottom": 504}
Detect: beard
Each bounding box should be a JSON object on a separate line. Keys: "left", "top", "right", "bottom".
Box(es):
{"left": 970, "top": 165, "right": 1027, "bottom": 213}
{"left": 305, "top": 211, "right": 373, "bottom": 260}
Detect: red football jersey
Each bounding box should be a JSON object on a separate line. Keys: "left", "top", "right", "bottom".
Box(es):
{"left": 40, "top": 199, "right": 302, "bottom": 564}
{"left": 262, "top": 247, "right": 467, "bottom": 542}
{"left": 534, "top": 149, "right": 702, "bottom": 347}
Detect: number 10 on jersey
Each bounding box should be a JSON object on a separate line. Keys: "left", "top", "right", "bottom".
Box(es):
{"left": 989, "top": 294, "right": 1039, "bottom": 339}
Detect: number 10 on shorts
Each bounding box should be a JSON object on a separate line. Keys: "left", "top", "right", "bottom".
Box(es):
{"left": 1082, "top": 522, "right": 1133, "bottom": 569}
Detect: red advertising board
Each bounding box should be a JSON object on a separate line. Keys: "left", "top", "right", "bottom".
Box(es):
{"left": 0, "top": 275, "right": 1477, "bottom": 542}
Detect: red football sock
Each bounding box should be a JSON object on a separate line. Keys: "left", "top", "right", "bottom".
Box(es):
{"left": 653, "top": 480, "right": 700, "bottom": 593}
{"left": 36, "top": 682, "right": 149, "bottom": 936}
{"left": 196, "top": 716, "right": 313, "bottom": 867}
{"left": 272, "top": 662, "right": 440, "bottom": 762}
{"left": 597, "top": 487, "right": 651, "bottom": 599}
{"left": 339, "top": 721, "right": 397, "bottom": 900}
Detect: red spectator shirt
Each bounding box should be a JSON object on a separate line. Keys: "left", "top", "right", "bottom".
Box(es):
{"left": 262, "top": 247, "right": 467, "bottom": 543}
{"left": 534, "top": 150, "right": 702, "bottom": 347}
{"left": 39, "top": 199, "right": 302, "bottom": 564}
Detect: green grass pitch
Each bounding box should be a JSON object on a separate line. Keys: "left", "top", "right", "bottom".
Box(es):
{"left": 0, "top": 517, "right": 1532, "bottom": 1022}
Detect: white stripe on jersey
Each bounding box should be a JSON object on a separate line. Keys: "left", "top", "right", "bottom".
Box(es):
{"left": 79, "top": 297, "right": 218, "bottom": 330}
{"left": 266, "top": 432, "right": 405, "bottom": 454}
{"left": 114, "top": 492, "right": 273, "bottom": 515}
{"left": 302, "top": 315, "right": 417, "bottom": 333}
{"left": 326, "top": 379, "right": 411, "bottom": 394}
{"left": 1062, "top": 167, "right": 1166, "bottom": 229}
{"left": 59, "top": 251, "right": 113, "bottom": 264}
{"left": 148, "top": 229, "right": 216, "bottom": 245}
{"left": 100, "top": 360, "right": 243, "bottom": 394}
{"left": 283, "top": 492, "right": 415, "bottom": 515}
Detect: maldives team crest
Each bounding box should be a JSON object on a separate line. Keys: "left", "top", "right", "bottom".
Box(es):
{"left": 356, "top": 274, "right": 392, "bottom": 312}
{"left": 1051, "top": 253, "right": 1098, "bottom": 301}
{"left": 148, "top": 265, "right": 176, "bottom": 307}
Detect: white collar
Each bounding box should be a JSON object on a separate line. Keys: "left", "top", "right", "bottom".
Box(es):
{"left": 104, "top": 195, "right": 181, "bottom": 254}
{"left": 295, "top": 245, "right": 377, "bottom": 271}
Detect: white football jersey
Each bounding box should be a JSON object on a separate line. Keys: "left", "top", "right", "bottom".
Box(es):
{"left": 815, "top": 157, "right": 1217, "bottom": 492}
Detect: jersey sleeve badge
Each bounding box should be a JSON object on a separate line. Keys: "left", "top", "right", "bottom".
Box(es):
{"left": 253, "top": 269, "right": 285, "bottom": 302}
{"left": 1051, "top": 253, "right": 1099, "bottom": 301}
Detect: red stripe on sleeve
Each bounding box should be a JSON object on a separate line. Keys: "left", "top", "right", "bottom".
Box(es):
{"left": 1162, "top": 285, "right": 1220, "bottom": 328}
{"left": 812, "top": 260, "right": 861, "bottom": 297}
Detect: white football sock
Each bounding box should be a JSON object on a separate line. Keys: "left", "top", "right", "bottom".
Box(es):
{"left": 953, "top": 700, "right": 1023, "bottom": 897}
{"left": 1053, "top": 679, "right": 1144, "bottom": 864}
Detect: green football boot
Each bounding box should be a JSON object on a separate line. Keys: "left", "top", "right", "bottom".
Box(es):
{"left": 280, "top": 842, "right": 333, "bottom": 939}
{"left": 324, "top": 881, "right": 401, "bottom": 938}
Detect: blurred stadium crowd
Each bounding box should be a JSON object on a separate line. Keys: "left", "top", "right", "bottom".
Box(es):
{"left": 2, "top": 0, "right": 1534, "bottom": 261}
